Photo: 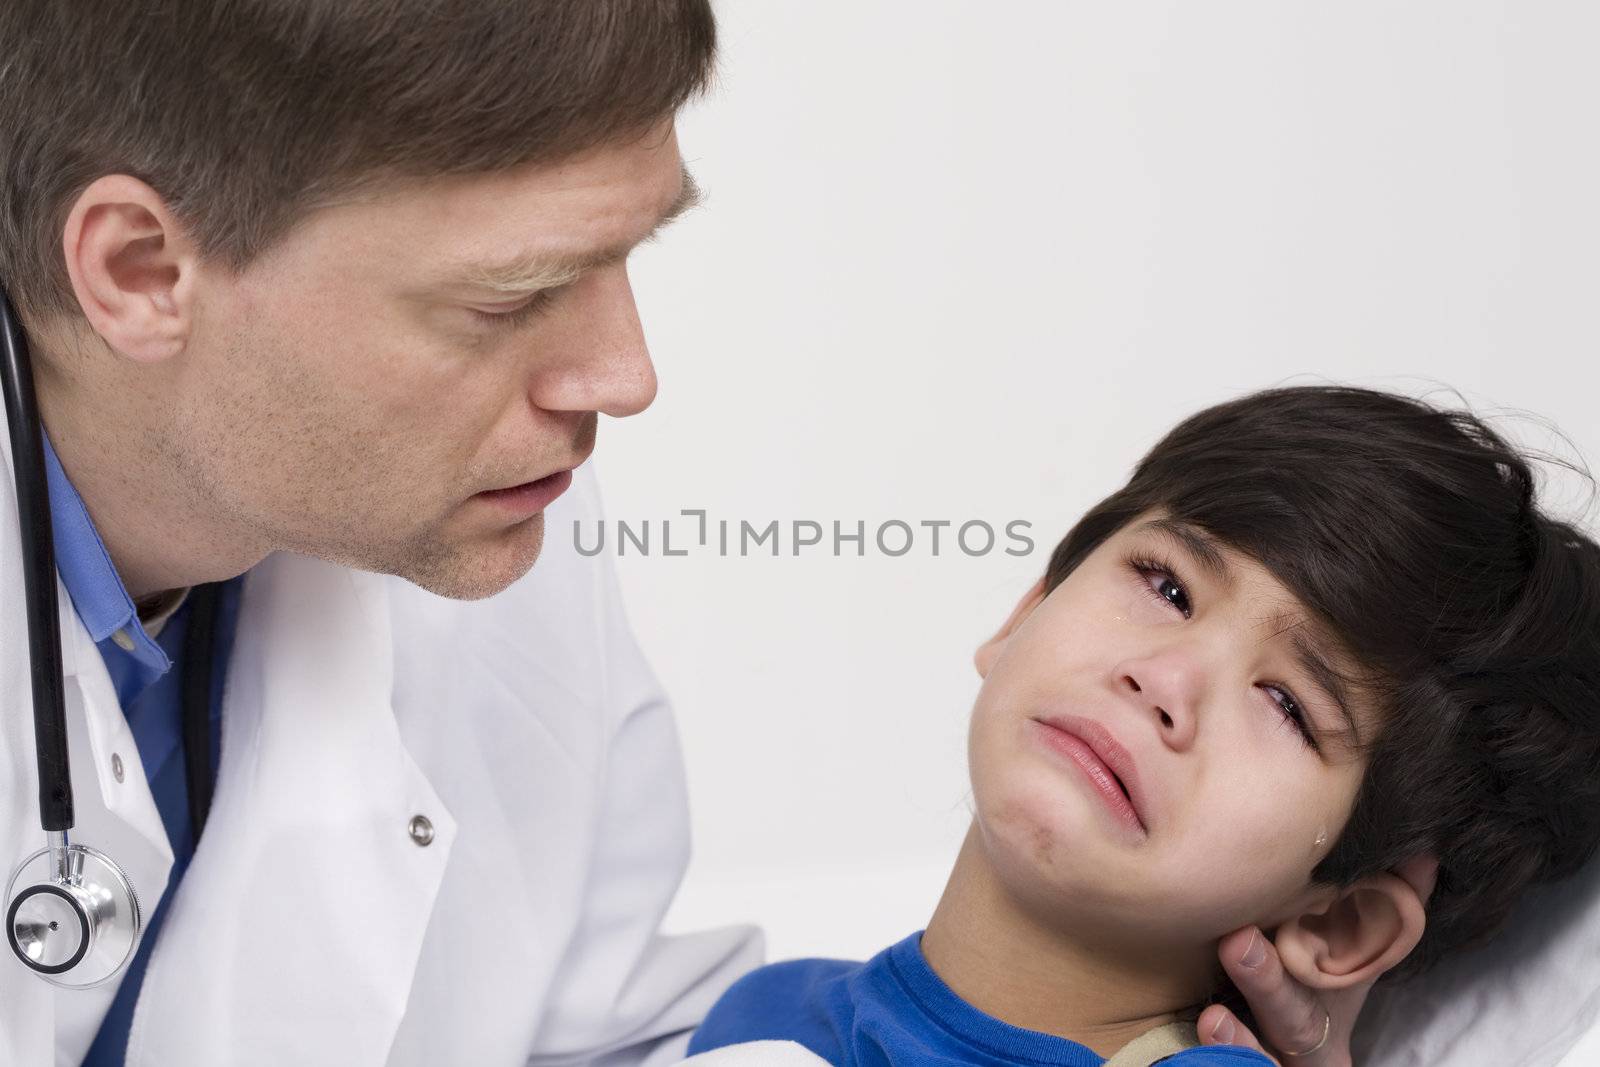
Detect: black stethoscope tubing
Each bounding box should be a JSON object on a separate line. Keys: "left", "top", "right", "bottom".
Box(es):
{"left": 3, "top": 278, "right": 218, "bottom": 985}
{"left": 0, "top": 281, "right": 76, "bottom": 834}
{"left": 179, "top": 582, "right": 220, "bottom": 843}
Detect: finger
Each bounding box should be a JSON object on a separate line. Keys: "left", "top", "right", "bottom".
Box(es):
{"left": 1218, "top": 926, "right": 1334, "bottom": 1062}
{"left": 1394, "top": 853, "right": 1440, "bottom": 904}
{"left": 1196, "top": 1003, "right": 1280, "bottom": 1066}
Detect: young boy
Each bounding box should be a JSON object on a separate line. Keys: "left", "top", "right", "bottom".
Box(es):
{"left": 684, "top": 385, "right": 1600, "bottom": 1066}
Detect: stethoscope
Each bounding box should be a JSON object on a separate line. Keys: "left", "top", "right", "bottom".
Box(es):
{"left": 1, "top": 279, "right": 221, "bottom": 988}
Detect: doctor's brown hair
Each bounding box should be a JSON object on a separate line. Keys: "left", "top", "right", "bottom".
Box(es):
{"left": 1042, "top": 385, "right": 1600, "bottom": 989}
{"left": 0, "top": 0, "right": 715, "bottom": 326}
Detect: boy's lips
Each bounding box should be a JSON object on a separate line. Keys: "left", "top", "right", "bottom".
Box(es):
{"left": 1031, "top": 714, "right": 1150, "bottom": 835}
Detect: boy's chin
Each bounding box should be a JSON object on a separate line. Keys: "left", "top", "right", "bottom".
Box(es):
{"left": 978, "top": 794, "right": 1152, "bottom": 909}
{"left": 974, "top": 790, "right": 1247, "bottom": 951}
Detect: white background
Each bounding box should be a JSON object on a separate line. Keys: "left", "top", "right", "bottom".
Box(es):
{"left": 602, "top": 2, "right": 1600, "bottom": 964}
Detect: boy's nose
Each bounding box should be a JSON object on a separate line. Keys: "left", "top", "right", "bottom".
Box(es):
{"left": 1117, "top": 656, "right": 1200, "bottom": 748}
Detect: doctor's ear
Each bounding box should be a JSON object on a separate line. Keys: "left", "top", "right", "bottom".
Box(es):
{"left": 974, "top": 577, "right": 1049, "bottom": 679}
{"left": 61, "top": 173, "right": 201, "bottom": 364}
{"left": 1272, "top": 871, "right": 1427, "bottom": 992}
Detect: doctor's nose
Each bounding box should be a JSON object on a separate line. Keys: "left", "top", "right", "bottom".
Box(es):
{"left": 528, "top": 264, "right": 658, "bottom": 419}
{"left": 1116, "top": 649, "right": 1202, "bottom": 750}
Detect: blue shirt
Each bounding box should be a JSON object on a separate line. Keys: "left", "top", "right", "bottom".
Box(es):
{"left": 687, "top": 931, "right": 1274, "bottom": 1067}
{"left": 40, "top": 431, "right": 244, "bottom": 1066}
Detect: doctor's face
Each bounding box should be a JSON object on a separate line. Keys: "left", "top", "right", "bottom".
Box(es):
{"left": 178, "top": 121, "right": 689, "bottom": 599}
{"left": 965, "top": 509, "right": 1377, "bottom": 958}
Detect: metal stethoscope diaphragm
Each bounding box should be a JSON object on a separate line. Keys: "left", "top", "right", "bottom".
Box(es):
{"left": 5, "top": 835, "right": 143, "bottom": 987}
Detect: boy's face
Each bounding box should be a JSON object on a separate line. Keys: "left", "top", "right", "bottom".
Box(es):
{"left": 967, "top": 508, "right": 1376, "bottom": 956}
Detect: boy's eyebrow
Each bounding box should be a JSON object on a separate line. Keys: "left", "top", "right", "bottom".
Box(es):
{"left": 449, "top": 165, "right": 704, "bottom": 294}
{"left": 1136, "top": 517, "right": 1362, "bottom": 747}
{"left": 1139, "top": 517, "right": 1235, "bottom": 590}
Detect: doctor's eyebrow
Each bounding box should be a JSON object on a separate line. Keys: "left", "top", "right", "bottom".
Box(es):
{"left": 450, "top": 164, "right": 704, "bottom": 295}
{"left": 1135, "top": 517, "right": 1363, "bottom": 747}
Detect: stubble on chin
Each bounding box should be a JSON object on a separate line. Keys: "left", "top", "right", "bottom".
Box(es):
{"left": 387, "top": 511, "right": 548, "bottom": 601}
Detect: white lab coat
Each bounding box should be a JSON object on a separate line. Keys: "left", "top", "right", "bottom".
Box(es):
{"left": 1, "top": 414, "right": 763, "bottom": 1066}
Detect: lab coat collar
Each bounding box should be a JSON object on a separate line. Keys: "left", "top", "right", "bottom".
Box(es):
{"left": 55, "top": 573, "right": 175, "bottom": 855}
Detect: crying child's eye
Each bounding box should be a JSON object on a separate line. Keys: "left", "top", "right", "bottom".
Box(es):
{"left": 1127, "top": 556, "right": 1192, "bottom": 618}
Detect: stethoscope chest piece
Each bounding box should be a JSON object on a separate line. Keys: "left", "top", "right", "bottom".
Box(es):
{"left": 6, "top": 840, "right": 142, "bottom": 988}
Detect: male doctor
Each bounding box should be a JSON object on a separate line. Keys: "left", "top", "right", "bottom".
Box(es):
{"left": 0, "top": 1, "right": 1374, "bottom": 1064}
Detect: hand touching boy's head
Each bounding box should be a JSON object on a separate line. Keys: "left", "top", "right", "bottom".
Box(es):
{"left": 965, "top": 385, "right": 1600, "bottom": 1000}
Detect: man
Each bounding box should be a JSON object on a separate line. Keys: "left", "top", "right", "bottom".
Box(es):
{"left": 0, "top": 1, "right": 1384, "bottom": 1063}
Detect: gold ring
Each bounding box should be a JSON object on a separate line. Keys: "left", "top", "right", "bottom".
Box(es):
{"left": 1280, "top": 1009, "right": 1331, "bottom": 1057}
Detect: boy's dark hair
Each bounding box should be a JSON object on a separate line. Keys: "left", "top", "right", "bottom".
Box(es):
{"left": 1043, "top": 384, "right": 1600, "bottom": 986}
{"left": 0, "top": 0, "right": 715, "bottom": 326}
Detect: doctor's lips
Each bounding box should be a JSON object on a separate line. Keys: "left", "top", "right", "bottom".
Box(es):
{"left": 1030, "top": 713, "right": 1150, "bottom": 836}
{"left": 474, "top": 466, "right": 576, "bottom": 516}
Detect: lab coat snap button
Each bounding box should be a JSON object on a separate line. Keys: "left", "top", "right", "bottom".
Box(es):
{"left": 111, "top": 628, "right": 136, "bottom": 652}
{"left": 408, "top": 815, "right": 435, "bottom": 847}
{"left": 111, "top": 753, "right": 124, "bottom": 783}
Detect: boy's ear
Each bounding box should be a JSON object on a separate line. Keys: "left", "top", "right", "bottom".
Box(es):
{"left": 974, "top": 577, "right": 1049, "bottom": 679}
{"left": 1273, "top": 872, "right": 1427, "bottom": 991}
